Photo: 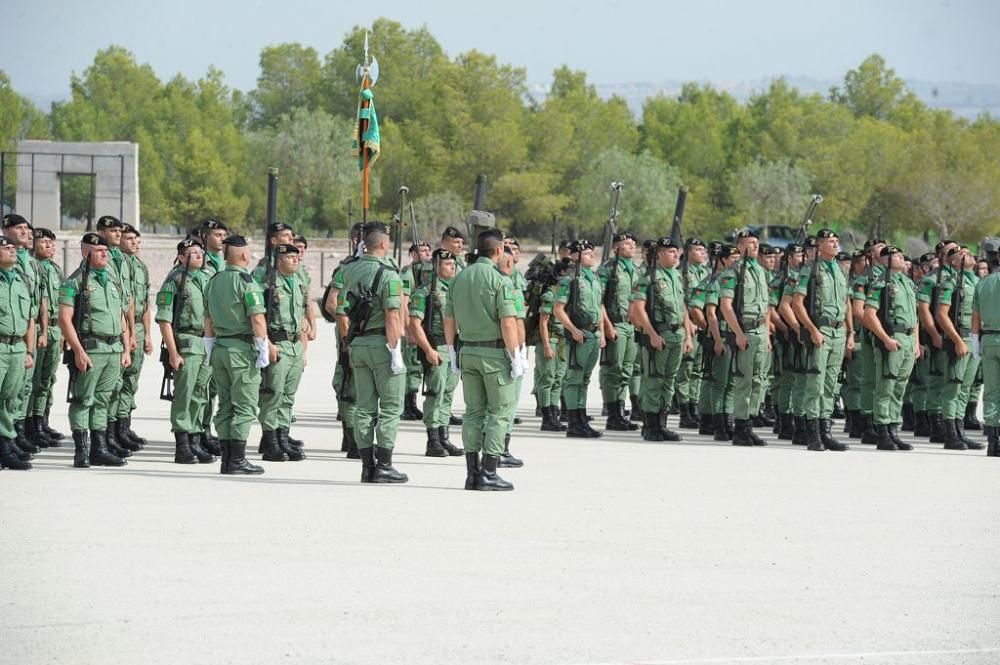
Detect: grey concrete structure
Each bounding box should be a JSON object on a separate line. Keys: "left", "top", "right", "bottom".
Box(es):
{"left": 12, "top": 139, "right": 139, "bottom": 228}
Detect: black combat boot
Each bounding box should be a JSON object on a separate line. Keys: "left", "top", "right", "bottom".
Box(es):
{"left": 0, "top": 437, "right": 32, "bottom": 469}
{"left": 499, "top": 434, "right": 523, "bottom": 468}
{"left": 464, "top": 452, "right": 480, "bottom": 489}
{"left": 929, "top": 413, "right": 947, "bottom": 443}
{"left": 567, "top": 409, "right": 601, "bottom": 438}
{"left": 713, "top": 414, "right": 731, "bottom": 441}
{"left": 276, "top": 427, "right": 305, "bottom": 461}
{"left": 14, "top": 420, "right": 38, "bottom": 454}
{"left": 792, "top": 416, "right": 807, "bottom": 446}
{"left": 772, "top": 410, "right": 783, "bottom": 435}
{"left": 913, "top": 410, "right": 930, "bottom": 437}
{"left": 901, "top": 403, "right": 915, "bottom": 431}
{"left": 541, "top": 406, "right": 565, "bottom": 432}
{"left": 888, "top": 424, "right": 912, "bottom": 450}
{"left": 725, "top": 414, "right": 736, "bottom": 439}
{"left": 875, "top": 424, "right": 896, "bottom": 451}
{"left": 203, "top": 428, "right": 221, "bottom": 455}
{"left": 34, "top": 415, "right": 60, "bottom": 447}
{"left": 678, "top": 402, "right": 699, "bottom": 429}
{"left": 745, "top": 421, "right": 766, "bottom": 446}
{"left": 763, "top": 396, "right": 777, "bottom": 422}
{"left": 606, "top": 401, "right": 635, "bottom": 431}
{"left": 173, "top": 432, "right": 197, "bottom": 464}
{"left": 955, "top": 419, "right": 983, "bottom": 450}
{"left": 832, "top": 398, "right": 845, "bottom": 420}
{"left": 449, "top": 414, "right": 463, "bottom": 426}
{"left": 964, "top": 402, "right": 982, "bottom": 431}
{"left": 371, "top": 446, "right": 408, "bottom": 483}
{"left": 848, "top": 411, "right": 865, "bottom": 439}
{"left": 560, "top": 397, "right": 568, "bottom": 422}
{"left": 89, "top": 429, "right": 126, "bottom": 466}
{"left": 121, "top": 416, "right": 147, "bottom": 448}
{"left": 72, "top": 430, "right": 90, "bottom": 468}
{"left": 778, "top": 413, "right": 796, "bottom": 441}
{"left": 861, "top": 415, "right": 878, "bottom": 445}
{"left": 699, "top": 412, "right": 715, "bottom": 436}
{"left": 629, "top": 395, "right": 642, "bottom": 422}
{"left": 731, "top": 419, "right": 754, "bottom": 446}
{"left": 283, "top": 428, "right": 305, "bottom": 449}
{"left": 425, "top": 427, "right": 448, "bottom": 457}
{"left": 986, "top": 426, "right": 999, "bottom": 457}
{"left": 25, "top": 416, "right": 53, "bottom": 448}
{"left": 340, "top": 423, "right": 350, "bottom": 452}
{"left": 105, "top": 421, "right": 133, "bottom": 457}
{"left": 221, "top": 441, "right": 264, "bottom": 474}
{"left": 820, "top": 419, "right": 848, "bottom": 451}
{"left": 401, "top": 392, "right": 423, "bottom": 421}
{"left": 358, "top": 446, "right": 376, "bottom": 482}
{"left": 842, "top": 409, "right": 852, "bottom": 434}
{"left": 535, "top": 396, "right": 542, "bottom": 417}
{"left": 260, "top": 430, "right": 288, "bottom": 462}
{"left": 476, "top": 454, "right": 514, "bottom": 490}
{"left": 942, "top": 419, "right": 967, "bottom": 451}
{"left": 188, "top": 432, "right": 216, "bottom": 463}
{"left": 805, "top": 419, "right": 825, "bottom": 451}
{"left": 619, "top": 401, "right": 639, "bottom": 430}
{"left": 43, "top": 410, "right": 66, "bottom": 441}
{"left": 581, "top": 410, "right": 603, "bottom": 437}
{"left": 753, "top": 406, "right": 774, "bottom": 428}
{"left": 642, "top": 412, "right": 665, "bottom": 442}
{"left": 345, "top": 427, "right": 360, "bottom": 459}
{"left": 658, "top": 412, "right": 682, "bottom": 442}
{"left": 438, "top": 426, "right": 463, "bottom": 455}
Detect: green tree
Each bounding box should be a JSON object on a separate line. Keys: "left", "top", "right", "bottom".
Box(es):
{"left": 729, "top": 160, "right": 811, "bottom": 235}
{"left": 830, "top": 54, "right": 921, "bottom": 122}
{"left": 251, "top": 43, "right": 323, "bottom": 127}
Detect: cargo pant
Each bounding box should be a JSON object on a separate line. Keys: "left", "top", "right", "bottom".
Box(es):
{"left": 68, "top": 343, "right": 123, "bottom": 432}
{"left": 639, "top": 333, "right": 684, "bottom": 415}
{"left": 802, "top": 326, "right": 847, "bottom": 420}
{"left": 258, "top": 340, "right": 305, "bottom": 432}
{"left": 459, "top": 348, "right": 517, "bottom": 456}
{"left": 599, "top": 323, "right": 637, "bottom": 403}
{"left": 732, "top": 325, "right": 769, "bottom": 421}
{"left": 422, "top": 344, "right": 459, "bottom": 429}
{"left": 563, "top": 333, "right": 600, "bottom": 410}
{"left": 0, "top": 342, "right": 26, "bottom": 438}
{"left": 169, "top": 335, "right": 211, "bottom": 433}
{"left": 210, "top": 342, "right": 261, "bottom": 442}
{"left": 873, "top": 333, "right": 916, "bottom": 425}
{"left": 535, "top": 337, "right": 567, "bottom": 409}
{"left": 350, "top": 338, "right": 405, "bottom": 450}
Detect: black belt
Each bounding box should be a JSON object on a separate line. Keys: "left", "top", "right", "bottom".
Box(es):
{"left": 0, "top": 334, "right": 23, "bottom": 345}
{"left": 429, "top": 335, "right": 446, "bottom": 347}
{"left": 815, "top": 317, "right": 844, "bottom": 329}
{"left": 219, "top": 333, "right": 254, "bottom": 343}
{"left": 461, "top": 339, "right": 505, "bottom": 349}
{"left": 656, "top": 323, "right": 681, "bottom": 334}
{"left": 359, "top": 327, "right": 386, "bottom": 337}
{"left": 741, "top": 318, "right": 765, "bottom": 329}
{"left": 269, "top": 331, "right": 300, "bottom": 343}
{"left": 982, "top": 330, "right": 1000, "bottom": 335}
{"left": 81, "top": 334, "right": 122, "bottom": 345}
{"left": 888, "top": 323, "right": 914, "bottom": 335}
{"left": 176, "top": 328, "right": 205, "bottom": 337}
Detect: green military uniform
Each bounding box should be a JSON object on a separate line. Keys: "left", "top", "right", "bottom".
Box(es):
{"left": 556, "top": 265, "right": 604, "bottom": 412}
{"left": 972, "top": 270, "right": 1000, "bottom": 455}
{"left": 410, "top": 277, "right": 458, "bottom": 432}
{"left": 597, "top": 254, "right": 640, "bottom": 427}
{"left": 854, "top": 263, "right": 885, "bottom": 436}
{"left": 674, "top": 260, "right": 710, "bottom": 419}
{"left": 866, "top": 267, "right": 918, "bottom": 449}
{"left": 719, "top": 253, "right": 770, "bottom": 442}
{"left": 114, "top": 252, "right": 149, "bottom": 424}
{"left": 327, "top": 259, "right": 357, "bottom": 437}
{"left": 30, "top": 255, "right": 64, "bottom": 428}
{"left": 842, "top": 268, "right": 868, "bottom": 427}
{"left": 769, "top": 266, "right": 795, "bottom": 433}
{"left": 0, "top": 265, "right": 31, "bottom": 443}
{"left": 156, "top": 263, "right": 212, "bottom": 435}
{"left": 507, "top": 267, "right": 528, "bottom": 437}
{"left": 12, "top": 247, "right": 40, "bottom": 433}
{"left": 200, "top": 248, "right": 225, "bottom": 436}
{"left": 630, "top": 257, "right": 687, "bottom": 440}
{"left": 936, "top": 262, "right": 981, "bottom": 448}
{"left": 693, "top": 270, "right": 735, "bottom": 437}
{"left": 400, "top": 262, "right": 425, "bottom": 410}
{"left": 535, "top": 286, "right": 567, "bottom": 423}
{"left": 203, "top": 250, "right": 225, "bottom": 277}
{"left": 794, "top": 250, "right": 849, "bottom": 450}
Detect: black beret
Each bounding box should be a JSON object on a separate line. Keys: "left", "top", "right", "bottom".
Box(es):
{"left": 502, "top": 245, "right": 514, "bottom": 255}
{"left": 946, "top": 246, "right": 965, "bottom": 258}
{"left": 919, "top": 252, "right": 936, "bottom": 264}
{"left": 293, "top": 233, "right": 308, "bottom": 247}
{"left": 816, "top": 228, "right": 838, "bottom": 240}
{"left": 719, "top": 245, "right": 740, "bottom": 259}
{"left": 803, "top": 237, "right": 818, "bottom": 249}
{"left": 786, "top": 244, "right": 804, "bottom": 255}
{"left": 642, "top": 239, "right": 656, "bottom": 250}
{"left": 122, "top": 223, "right": 140, "bottom": 236}
{"left": 880, "top": 245, "right": 900, "bottom": 257}
{"left": 177, "top": 238, "right": 204, "bottom": 253}
{"left": 613, "top": 231, "right": 637, "bottom": 243}
{"left": 558, "top": 239, "right": 571, "bottom": 250}
{"left": 569, "top": 239, "right": 595, "bottom": 253}
{"left": 82, "top": 232, "right": 108, "bottom": 247}
{"left": 836, "top": 251, "right": 851, "bottom": 262}
{"left": 275, "top": 243, "right": 300, "bottom": 255}
{"left": 267, "top": 222, "right": 293, "bottom": 236}
{"left": 432, "top": 248, "right": 455, "bottom": 262}
{"left": 363, "top": 221, "right": 391, "bottom": 236}
{"left": 350, "top": 222, "right": 366, "bottom": 236}
{"left": 685, "top": 237, "right": 706, "bottom": 248}
{"left": 203, "top": 219, "right": 228, "bottom": 231}
{"left": 222, "top": 235, "right": 248, "bottom": 247}
{"left": 507, "top": 237, "right": 520, "bottom": 249}
{"left": 443, "top": 226, "right": 465, "bottom": 240}
{"left": 852, "top": 249, "right": 867, "bottom": 260}
{"left": 655, "top": 237, "right": 678, "bottom": 249}
{"left": 33, "top": 227, "right": 56, "bottom": 241}
{"left": 2, "top": 213, "right": 30, "bottom": 229}
{"left": 736, "top": 229, "right": 758, "bottom": 240}
{"left": 96, "top": 215, "right": 123, "bottom": 230}
{"left": 555, "top": 257, "right": 575, "bottom": 275}
{"left": 902, "top": 254, "right": 912, "bottom": 262}
{"left": 707, "top": 241, "right": 724, "bottom": 256}
{"left": 863, "top": 238, "right": 884, "bottom": 250}
{"left": 0, "top": 236, "right": 14, "bottom": 247}
{"left": 409, "top": 241, "right": 431, "bottom": 253}
{"left": 935, "top": 239, "right": 956, "bottom": 253}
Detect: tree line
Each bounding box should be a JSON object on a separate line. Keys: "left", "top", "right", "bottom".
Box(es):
{"left": 1, "top": 17, "right": 998, "bottom": 247}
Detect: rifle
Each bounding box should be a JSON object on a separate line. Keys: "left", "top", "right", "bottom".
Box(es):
{"left": 727, "top": 245, "right": 750, "bottom": 378}
{"left": 875, "top": 249, "right": 895, "bottom": 378}
{"left": 159, "top": 253, "right": 191, "bottom": 401}
{"left": 418, "top": 253, "right": 439, "bottom": 393}
{"left": 599, "top": 183, "right": 624, "bottom": 367}
{"left": 64, "top": 254, "right": 92, "bottom": 403}
{"left": 261, "top": 168, "right": 280, "bottom": 395}
{"left": 670, "top": 186, "right": 690, "bottom": 298}
{"left": 566, "top": 252, "right": 584, "bottom": 370}
{"left": 550, "top": 213, "right": 558, "bottom": 261}
{"left": 943, "top": 253, "right": 967, "bottom": 380}
{"left": 927, "top": 252, "right": 947, "bottom": 377}
{"left": 393, "top": 185, "right": 409, "bottom": 267}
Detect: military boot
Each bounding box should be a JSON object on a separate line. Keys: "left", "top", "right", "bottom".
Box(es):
{"left": 964, "top": 402, "right": 982, "bottom": 431}
{"left": 188, "top": 432, "right": 216, "bottom": 463}
{"left": 778, "top": 413, "right": 796, "bottom": 440}
{"left": 842, "top": 409, "right": 852, "bottom": 434}
{"left": 629, "top": 395, "right": 642, "bottom": 422}
{"left": 437, "top": 426, "right": 463, "bottom": 455}
{"left": 203, "top": 428, "right": 221, "bottom": 455}
{"left": 678, "top": 402, "right": 699, "bottom": 429}
{"left": 805, "top": 419, "right": 825, "bottom": 451}
{"left": 606, "top": 401, "right": 635, "bottom": 431}
{"left": 499, "top": 434, "right": 524, "bottom": 468}
{"left": 746, "top": 422, "right": 766, "bottom": 446}
{"left": 820, "top": 419, "right": 848, "bottom": 451}
{"left": 753, "top": 406, "right": 774, "bottom": 428}
{"left": 641, "top": 412, "right": 665, "bottom": 442}
{"left": 848, "top": 411, "right": 865, "bottom": 439}
{"left": 832, "top": 398, "right": 845, "bottom": 420}
{"left": 358, "top": 446, "right": 376, "bottom": 482}
{"left": 888, "top": 424, "right": 912, "bottom": 450}
{"left": 173, "top": 432, "right": 197, "bottom": 464}
{"left": 567, "top": 409, "right": 600, "bottom": 439}
{"left": 121, "top": 417, "right": 147, "bottom": 448}
{"left": 464, "top": 452, "right": 481, "bottom": 490}
{"left": 985, "top": 426, "right": 999, "bottom": 457}
{"left": 861, "top": 415, "right": 879, "bottom": 445}
{"left": 581, "top": 410, "right": 603, "bottom": 437}
{"left": 535, "top": 396, "right": 543, "bottom": 417}
{"left": 33, "top": 415, "right": 59, "bottom": 447}
{"left": 731, "top": 419, "right": 754, "bottom": 446}
{"left": 340, "top": 424, "right": 350, "bottom": 452}
{"left": 875, "top": 424, "right": 896, "bottom": 451}
{"left": 699, "top": 412, "right": 715, "bottom": 436}
{"left": 105, "top": 422, "right": 133, "bottom": 457}
{"left": 449, "top": 414, "right": 463, "bottom": 426}
{"left": 658, "top": 413, "right": 682, "bottom": 442}
{"left": 221, "top": 441, "right": 265, "bottom": 475}
{"left": 43, "top": 410, "right": 66, "bottom": 441}
{"left": 901, "top": 403, "right": 915, "bottom": 431}
{"left": 425, "top": 427, "right": 448, "bottom": 457}
{"left": 772, "top": 410, "right": 783, "bottom": 435}
{"left": 277, "top": 427, "right": 306, "bottom": 461}
{"left": 792, "top": 416, "right": 808, "bottom": 445}
{"left": 0, "top": 437, "right": 32, "bottom": 470}
{"left": 14, "top": 420, "right": 38, "bottom": 454}
{"left": 620, "top": 401, "right": 639, "bottom": 430}
{"left": 942, "top": 419, "right": 967, "bottom": 450}
{"left": 345, "top": 427, "right": 360, "bottom": 459}
{"left": 763, "top": 396, "right": 777, "bottom": 423}
{"left": 371, "top": 447, "right": 408, "bottom": 483}
{"left": 89, "top": 430, "right": 127, "bottom": 467}
{"left": 260, "top": 430, "right": 288, "bottom": 462}
{"left": 401, "top": 392, "right": 423, "bottom": 420}
{"left": 913, "top": 410, "right": 930, "bottom": 437}
{"left": 713, "top": 414, "right": 731, "bottom": 441}
{"left": 541, "top": 406, "right": 565, "bottom": 432}
{"left": 477, "top": 454, "right": 514, "bottom": 491}
{"left": 25, "top": 416, "right": 53, "bottom": 448}
{"left": 955, "top": 419, "right": 983, "bottom": 450}
{"left": 929, "top": 413, "right": 947, "bottom": 443}
{"left": 72, "top": 430, "right": 90, "bottom": 468}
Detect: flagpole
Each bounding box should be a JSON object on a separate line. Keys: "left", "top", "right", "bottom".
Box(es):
{"left": 360, "top": 76, "right": 371, "bottom": 223}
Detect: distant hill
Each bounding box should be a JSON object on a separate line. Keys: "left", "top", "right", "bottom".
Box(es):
{"left": 527, "top": 77, "right": 1000, "bottom": 120}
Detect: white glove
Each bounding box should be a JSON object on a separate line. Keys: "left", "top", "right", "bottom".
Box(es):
{"left": 972, "top": 335, "right": 981, "bottom": 359}
{"left": 203, "top": 336, "right": 216, "bottom": 361}
{"left": 447, "top": 344, "right": 460, "bottom": 375}
{"left": 509, "top": 349, "right": 526, "bottom": 379}
{"left": 254, "top": 336, "right": 270, "bottom": 369}
{"left": 518, "top": 344, "right": 528, "bottom": 365}
{"left": 387, "top": 341, "right": 405, "bottom": 375}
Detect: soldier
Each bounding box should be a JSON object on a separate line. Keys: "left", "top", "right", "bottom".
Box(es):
{"left": 971, "top": 254, "right": 1000, "bottom": 456}
{"left": 770, "top": 244, "right": 803, "bottom": 440}
{"left": 155, "top": 238, "right": 215, "bottom": 464}
{"left": 597, "top": 231, "right": 640, "bottom": 431}
{"left": 0, "top": 236, "right": 35, "bottom": 469}
{"left": 58, "top": 233, "right": 132, "bottom": 468}
{"left": 254, "top": 243, "right": 310, "bottom": 462}
{"left": 419, "top": 226, "right": 467, "bottom": 285}
{"left": 843, "top": 248, "right": 872, "bottom": 436}
{"left": 293, "top": 232, "right": 318, "bottom": 343}
{"left": 198, "top": 219, "right": 228, "bottom": 454}
{"left": 401, "top": 241, "right": 431, "bottom": 421}
{"left": 444, "top": 228, "right": 521, "bottom": 491}
{"left": 112, "top": 223, "right": 152, "bottom": 449}
{"left": 719, "top": 230, "right": 771, "bottom": 446}
{"left": 791, "top": 229, "right": 852, "bottom": 451}
{"left": 29, "top": 227, "right": 66, "bottom": 446}
{"left": 850, "top": 238, "right": 886, "bottom": 444}
{"left": 203, "top": 235, "right": 268, "bottom": 475}
{"left": 863, "top": 246, "right": 920, "bottom": 451}
{"left": 535, "top": 258, "right": 572, "bottom": 432}
{"left": 336, "top": 221, "right": 408, "bottom": 483}
{"left": 408, "top": 249, "right": 464, "bottom": 457}
{"left": 674, "top": 238, "right": 710, "bottom": 429}
{"left": 554, "top": 239, "right": 608, "bottom": 438}
{"left": 497, "top": 241, "right": 526, "bottom": 465}
{"left": 628, "top": 237, "right": 693, "bottom": 441}
{"left": 915, "top": 239, "right": 960, "bottom": 443}
{"left": 934, "top": 245, "right": 983, "bottom": 450}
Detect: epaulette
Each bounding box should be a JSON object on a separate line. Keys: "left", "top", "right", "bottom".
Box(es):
{"left": 239, "top": 272, "right": 253, "bottom": 283}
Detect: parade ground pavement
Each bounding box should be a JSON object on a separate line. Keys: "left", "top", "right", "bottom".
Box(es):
{"left": 3, "top": 332, "right": 998, "bottom": 665}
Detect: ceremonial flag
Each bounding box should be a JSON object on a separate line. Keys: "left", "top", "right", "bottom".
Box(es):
{"left": 353, "top": 87, "right": 380, "bottom": 171}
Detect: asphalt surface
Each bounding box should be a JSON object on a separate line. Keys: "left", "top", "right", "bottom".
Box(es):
{"left": 2, "top": 333, "right": 998, "bottom": 665}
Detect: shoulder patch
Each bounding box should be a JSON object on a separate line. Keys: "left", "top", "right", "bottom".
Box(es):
{"left": 387, "top": 278, "right": 402, "bottom": 297}
{"left": 503, "top": 285, "right": 515, "bottom": 301}
{"left": 156, "top": 292, "right": 174, "bottom": 307}
{"left": 245, "top": 291, "right": 264, "bottom": 308}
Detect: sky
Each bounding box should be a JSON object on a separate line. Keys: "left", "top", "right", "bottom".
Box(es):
{"left": 3, "top": 0, "right": 999, "bottom": 99}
